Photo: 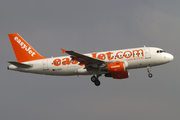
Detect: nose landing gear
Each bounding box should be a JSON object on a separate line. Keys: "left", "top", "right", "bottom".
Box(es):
{"left": 91, "top": 74, "right": 101, "bottom": 86}
{"left": 147, "top": 66, "right": 153, "bottom": 78}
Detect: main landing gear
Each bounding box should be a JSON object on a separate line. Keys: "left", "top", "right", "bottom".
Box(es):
{"left": 91, "top": 74, "right": 101, "bottom": 86}
{"left": 147, "top": 66, "right": 153, "bottom": 78}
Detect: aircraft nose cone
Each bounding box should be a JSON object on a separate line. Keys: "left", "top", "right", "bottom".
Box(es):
{"left": 168, "top": 54, "right": 174, "bottom": 62}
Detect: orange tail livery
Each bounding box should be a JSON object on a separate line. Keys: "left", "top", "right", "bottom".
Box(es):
{"left": 8, "top": 33, "right": 46, "bottom": 62}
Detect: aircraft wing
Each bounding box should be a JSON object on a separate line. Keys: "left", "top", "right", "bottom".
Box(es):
{"left": 61, "top": 48, "right": 104, "bottom": 67}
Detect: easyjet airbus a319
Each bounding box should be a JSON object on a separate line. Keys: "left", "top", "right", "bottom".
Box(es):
{"left": 7, "top": 33, "right": 174, "bottom": 86}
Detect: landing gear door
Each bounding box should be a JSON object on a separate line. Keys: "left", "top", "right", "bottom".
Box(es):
{"left": 145, "top": 48, "right": 151, "bottom": 59}
{"left": 43, "top": 60, "right": 49, "bottom": 70}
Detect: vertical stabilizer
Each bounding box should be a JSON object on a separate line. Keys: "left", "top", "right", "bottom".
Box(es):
{"left": 8, "top": 33, "right": 46, "bottom": 62}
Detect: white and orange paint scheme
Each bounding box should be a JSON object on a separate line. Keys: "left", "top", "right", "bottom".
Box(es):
{"left": 7, "top": 33, "right": 174, "bottom": 86}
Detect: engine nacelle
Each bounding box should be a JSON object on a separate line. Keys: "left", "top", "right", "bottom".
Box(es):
{"left": 100, "top": 61, "right": 127, "bottom": 73}
{"left": 105, "top": 70, "right": 129, "bottom": 79}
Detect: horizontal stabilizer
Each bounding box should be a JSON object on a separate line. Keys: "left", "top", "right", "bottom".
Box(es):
{"left": 8, "top": 61, "right": 32, "bottom": 68}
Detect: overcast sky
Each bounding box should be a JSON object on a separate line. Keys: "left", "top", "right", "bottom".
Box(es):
{"left": 0, "top": 0, "right": 180, "bottom": 120}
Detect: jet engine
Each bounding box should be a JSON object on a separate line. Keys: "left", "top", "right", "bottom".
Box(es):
{"left": 105, "top": 70, "right": 129, "bottom": 79}
{"left": 100, "top": 61, "right": 128, "bottom": 73}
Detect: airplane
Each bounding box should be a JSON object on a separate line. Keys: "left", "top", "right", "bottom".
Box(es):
{"left": 7, "top": 33, "right": 174, "bottom": 86}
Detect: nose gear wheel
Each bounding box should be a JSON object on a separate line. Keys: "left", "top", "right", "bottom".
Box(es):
{"left": 147, "top": 66, "right": 153, "bottom": 78}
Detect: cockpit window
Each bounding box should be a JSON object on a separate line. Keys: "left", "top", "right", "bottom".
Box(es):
{"left": 160, "top": 50, "right": 166, "bottom": 53}
{"left": 157, "top": 50, "right": 166, "bottom": 53}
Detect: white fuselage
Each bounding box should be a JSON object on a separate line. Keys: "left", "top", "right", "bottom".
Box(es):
{"left": 8, "top": 47, "right": 174, "bottom": 76}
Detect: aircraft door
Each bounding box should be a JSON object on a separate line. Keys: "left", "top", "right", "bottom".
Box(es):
{"left": 42, "top": 60, "right": 49, "bottom": 70}
{"left": 145, "top": 48, "right": 151, "bottom": 59}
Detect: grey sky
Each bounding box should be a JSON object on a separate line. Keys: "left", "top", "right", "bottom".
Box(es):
{"left": 0, "top": 0, "right": 180, "bottom": 120}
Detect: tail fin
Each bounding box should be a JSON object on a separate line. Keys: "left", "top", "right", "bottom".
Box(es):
{"left": 8, "top": 33, "right": 46, "bottom": 62}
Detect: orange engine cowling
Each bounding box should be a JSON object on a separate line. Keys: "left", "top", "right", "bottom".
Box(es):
{"left": 105, "top": 70, "right": 129, "bottom": 79}
{"left": 100, "top": 61, "right": 126, "bottom": 73}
